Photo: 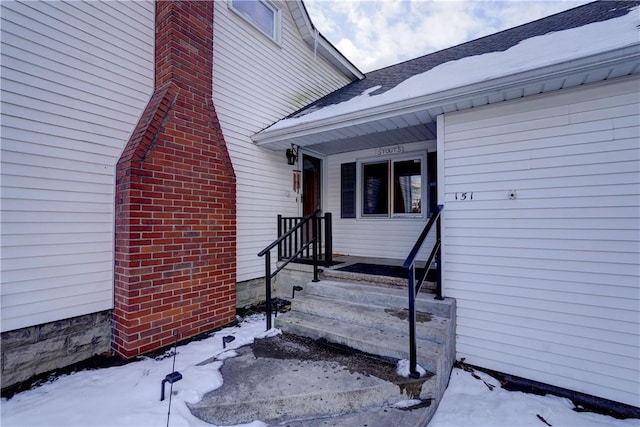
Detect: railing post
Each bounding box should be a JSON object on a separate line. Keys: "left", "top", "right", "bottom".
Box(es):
{"left": 324, "top": 213, "right": 332, "bottom": 267}
{"left": 290, "top": 218, "right": 295, "bottom": 260}
{"left": 277, "top": 215, "right": 282, "bottom": 261}
{"left": 408, "top": 265, "right": 419, "bottom": 378}
{"left": 305, "top": 217, "right": 310, "bottom": 259}
{"left": 312, "top": 213, "right": 319, "bottom": 282}
{"left": 265, "top": 252, "right": 272, "bottom": 330}
{"left": 435, "top": 215, "right": 443, "bottom": 300}
{"left": 317, "top": 216, "right": 324, "bottom": 262}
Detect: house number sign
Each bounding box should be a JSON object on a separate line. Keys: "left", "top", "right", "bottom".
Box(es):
{"left": 455, "top": 192, "right": 473, "bottom": 200}
{"left": 376, "top": 145, "right": 404, "bottom": 156}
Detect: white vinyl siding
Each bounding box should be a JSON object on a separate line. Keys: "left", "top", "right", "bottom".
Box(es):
{"left": 213, "top": 1, "right": 352, "bottom": 282}
{"left": 326, "top": 140, "right": 437, "bottom": 259}
{"left": 440, "top": 76, "right": 640, "bottom": 406}
{"left": 0, "top": 0, "right": 154, "bottom": 332}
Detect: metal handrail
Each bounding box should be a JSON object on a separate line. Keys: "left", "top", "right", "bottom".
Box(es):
{"left": 403, "top": 204, "right": 443, "bottom": 378}
{"left": 258, "top": 209, "right": 321, "bottom": 330}
{"left": 278, "top": 212, "right": 333, "bottom": 266}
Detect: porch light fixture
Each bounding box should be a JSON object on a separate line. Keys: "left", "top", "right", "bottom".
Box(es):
{"left": 286, "top": 144, "right": 298, "bottom": 165}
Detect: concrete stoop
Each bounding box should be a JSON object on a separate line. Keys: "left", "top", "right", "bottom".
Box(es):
{"left": 276, "top": 280, "right": 456, "bottom": 422}
{"left": 188, "top": 333, "right": 437, "bottom": 426}
{"left": 188, "top": 279, "right": 455, "bottom": 426}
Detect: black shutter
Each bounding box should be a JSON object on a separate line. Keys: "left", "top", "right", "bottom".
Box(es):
{"left": 427, "top": 151, "right": 437, "bottom": 214}
{"left": 341, "top": 162, "right": 356, "bottom": 218}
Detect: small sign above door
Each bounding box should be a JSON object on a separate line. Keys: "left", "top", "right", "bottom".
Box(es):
{"left": 376, "top": 145, "right": 404, "bottom": 156}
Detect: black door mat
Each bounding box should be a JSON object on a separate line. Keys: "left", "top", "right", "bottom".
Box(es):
{"left": 336, "top": 263, "right": 434, "bottom": 280}
{"left": 291, "top": 258, "right": 343, "bottom": 266}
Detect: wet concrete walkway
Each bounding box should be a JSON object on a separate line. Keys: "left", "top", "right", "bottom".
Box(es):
{"left": 187, "top": 333, "right": 436, "bottom": 426}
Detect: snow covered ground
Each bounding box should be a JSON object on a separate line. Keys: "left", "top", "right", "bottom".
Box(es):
{"left": 1, "top": 314, "right": 637, "bottom": 427}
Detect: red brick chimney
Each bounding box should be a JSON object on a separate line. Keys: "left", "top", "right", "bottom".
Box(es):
{"left": 113, "top": 0, "right": 236, "bottom": 358}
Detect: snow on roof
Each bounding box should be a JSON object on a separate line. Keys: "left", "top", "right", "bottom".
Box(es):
{"left": 267, "top": 4, "right": 639, "bottom": 132}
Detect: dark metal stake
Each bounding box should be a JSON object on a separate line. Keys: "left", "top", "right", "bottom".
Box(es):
{"left": 222, "top": 335, "right": 235, "bottom": 349}
{"left": 161, "top": 371, "right": 183, "bottom": 401}
{"left": 162, "top": 331, "right": 183, "bottom": 427}
{"left": 265, "top": 252, "right": 272, "bottom": 330}
{"left": 161, "top": 332, "right": 182, "bottom": 402}
{"left": 292, "top": 285, "right": 303, "bottom": 299}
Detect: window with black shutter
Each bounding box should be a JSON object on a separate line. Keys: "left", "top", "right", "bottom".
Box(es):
{"left": 340, "top": 152, "right": 436, "bottom": 219}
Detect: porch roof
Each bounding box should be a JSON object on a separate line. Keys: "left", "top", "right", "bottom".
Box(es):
{"left": 253, "top": 1, "right": 640, "bottom": 155}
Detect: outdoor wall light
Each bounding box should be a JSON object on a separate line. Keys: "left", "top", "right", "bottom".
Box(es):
{"left": 286, "top": 144, "right": 298, "bottom": 165}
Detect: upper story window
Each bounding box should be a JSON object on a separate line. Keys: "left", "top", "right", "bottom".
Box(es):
{"left": 230, "top": 0, "right": 281, "bottom": 43}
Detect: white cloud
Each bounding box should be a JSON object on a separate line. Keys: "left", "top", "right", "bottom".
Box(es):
{"left": 305, "top": 0, "right": 591, "bottom": 72}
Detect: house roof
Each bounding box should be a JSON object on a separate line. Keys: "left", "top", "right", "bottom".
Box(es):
{"left": 254, "top": 0, "right": 640, "bottom": 154}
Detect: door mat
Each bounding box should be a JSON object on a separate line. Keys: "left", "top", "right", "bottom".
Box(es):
{"left": 291, "top": 258, "right": 343, "bottom": 267}
{"left": 336, "top": 263, "right": 434, "bottom": 280}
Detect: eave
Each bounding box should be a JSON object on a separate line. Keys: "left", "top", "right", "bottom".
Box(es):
{"left": 253, "top": 45, "right": 640, "bottom": 155}
{"left": 289, "top": 1, "right": 364, "bottom": 81}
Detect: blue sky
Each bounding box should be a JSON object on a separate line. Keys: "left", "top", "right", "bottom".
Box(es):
{"left": 305, "top": 0, "right": 591, "bottom": 72}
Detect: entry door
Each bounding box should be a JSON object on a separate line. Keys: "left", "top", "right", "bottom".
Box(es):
{"left": 302, "top": 154, "right": 322, "bottom": 216}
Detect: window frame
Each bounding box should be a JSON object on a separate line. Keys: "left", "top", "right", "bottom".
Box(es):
{"left": 229, "top": 0, "right": 282, "bottom": 44}
{"left": 357, "top": 152, "right": 428, "bottom": 220}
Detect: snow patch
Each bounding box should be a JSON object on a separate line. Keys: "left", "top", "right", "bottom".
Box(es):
{"left": 396, "top": 359, "right": 427, "bottom": 378}
{"left": 255, "top": 327, "right": 282, "bottom": 339}
{"left": 392, "top": 399, "right": 423, "bottom": 409}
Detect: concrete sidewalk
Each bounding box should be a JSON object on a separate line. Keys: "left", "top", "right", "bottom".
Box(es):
{"left": 187, "top": 332, "right": 437, "bottom": 426}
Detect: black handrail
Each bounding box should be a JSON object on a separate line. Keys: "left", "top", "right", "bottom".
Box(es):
{"left": 258, "top": 209, "right": 321, "bottom": 330}
{"left": 277, "top": 213, "right": 332, "bottom": 266}
{"left": 403, "top": 204, "right": 443, "bottom": 378}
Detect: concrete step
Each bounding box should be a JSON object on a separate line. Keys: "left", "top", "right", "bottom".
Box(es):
{"left": 289, "top": 294, "right": 451, "bottom": 345}
{"left": 188, "top": 333, "right": 436, "bottom": 426}
{"left": 266, "top": 278, "right": 456, "bottom": 427}
{"left": 276, "top": 310, "right": 446, "bottom": 377}
{"left": 279, "top": 403, "right": 437, "bottom": 427}
{"left": 320, "top": 265, "right": 438, "bottom": 292}
{"left": 304, "top": 280, "right": 455, "bottom": 319}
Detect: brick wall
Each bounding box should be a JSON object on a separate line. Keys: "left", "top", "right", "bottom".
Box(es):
{"left": 113, "top": 0, "right": 236, "bottom": 358}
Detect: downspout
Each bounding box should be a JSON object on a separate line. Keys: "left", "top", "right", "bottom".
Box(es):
{"left": 436, "top": 114, "right": 446, "bottom": 297}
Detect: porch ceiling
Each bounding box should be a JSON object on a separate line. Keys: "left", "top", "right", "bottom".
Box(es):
{"left": 253, "top": 46, "right": 640, "bottom": 155}
{"left": 292, "top": 121, "right": 437, "bottom": 155}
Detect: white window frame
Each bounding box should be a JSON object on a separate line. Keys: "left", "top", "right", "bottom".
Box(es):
{"left": 357, "top": 152, "right": 427, "bottom": 220}
{"left": 229, "top": 0, "right": 282, "bottom": 44}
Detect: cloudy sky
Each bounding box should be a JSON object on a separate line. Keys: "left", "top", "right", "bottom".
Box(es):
{"left": 304, "top": 0, "right": 591, "bottom": 72}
